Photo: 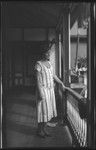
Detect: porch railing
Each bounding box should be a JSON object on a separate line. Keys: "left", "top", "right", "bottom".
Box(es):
{"left": 60, "top": 87, "right": 87, "bottom": 147}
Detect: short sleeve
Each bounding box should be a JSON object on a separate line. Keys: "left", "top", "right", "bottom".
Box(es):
{"left": 35, "top": 62, "right": 41, "bottom": 72}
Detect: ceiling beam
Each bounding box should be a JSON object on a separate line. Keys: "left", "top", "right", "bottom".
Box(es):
{"left": 7, "top": 3, "right": 58, "bottom": 28}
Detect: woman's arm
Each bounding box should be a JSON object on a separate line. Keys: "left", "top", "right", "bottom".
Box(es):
{"left": 36, "top": 70, "right": 45, "bottom": 100}
{"left": 53, "top": 75, "right": 67, "bottom": 90}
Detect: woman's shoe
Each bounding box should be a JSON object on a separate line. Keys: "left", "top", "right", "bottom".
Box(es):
{"left": 43, "top": 129, "right": 51, "bottom": 137}
{"left": 37, "top": 123, "right": 46, "bottom": 138}
{"left": 37, "top": 130, "right": 46, "bottom": 138}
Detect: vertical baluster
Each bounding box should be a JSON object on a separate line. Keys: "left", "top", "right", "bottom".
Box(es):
{"left": 73, "top": 101, "right": 77, "bottom": 135}
{"left": 71, "top": 103, "right": 75, "bottom": 132}
{"left": 79, "top": 118, "right": 82, "bottom": 147}
{"left": 73, "top": 105, "right": 76, "bottom": 134}
{"left": 76, "top": 111, "right": 80, "bottom": 143}
{"left": 70, "top": 102, "right": 73, "bottom": 127}
{"left": 68, "top": 101, "right": 70, "bottom": 119}
{"left": 83, "top": 119, "right": 87, "bottom": 147}
{"left": 77, "top": 111, "right": 80, "bottom": 143}
{"left": 68, "top": 101, "right": 71, "bottom": 123}
{"left": 83, "top": 119, "right": 86, "bottom": 147}
{"left": 69, "top": 102, "right": 72, "bottom": 124}
{"left": 80, "top": 119, "right": 84, "bottom": 147}
{"left": 78, "top": 113, "right": 81, "bottom": 143}
{"left": 74, "top": 107, "right": 78, "bottom": 139}
{"left": 72, "top": 104, "right": 74, "bottom": 132}
{"left": 67, "top": 101, "right": 69, "bottom": 121}
{"left": 72, "top": 104, "right": 76, "bottom": 136}
{"left": 82, "top": 119, "right": 85, "bottom": 146}
{"left": 77, "top": 111, "right": 80, "bottom": 141}
{"left": 77, "top": 110, "right": 79, "bottom": 139}
{"left": 81, "top": 119, "right": 85, "bottom": 147}
{"left": 80, "top": 118, "right": 82, "bottom": 142}
{"left": 69, "top": 102, "right": 71, "bottom": 123}
{"left": 74, "top": 107, "right": 77, "bottom": 136}
{"left": 69, "top": 102, "right": 70, "bottom": 122}
{"left": 68, "top": 101, "right": 70, "bottom": 118}
{"left": 85, "top": 120, "right": 87, "bottom": 147}
{"left": 79, "top": 117, "right": 83, "bottom": 145}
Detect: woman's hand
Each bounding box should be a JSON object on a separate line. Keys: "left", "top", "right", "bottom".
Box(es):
{"left": 37, "top": 90, "right": 45, "bottom": 101}
{"left": 61, "top": 82, "right": 67, "bottom": 91}
{"left": 38, "top": 95, "right": 45, "bottom": 101}
{"left": 53, "top": 75, "right": 68, "bottom": 91}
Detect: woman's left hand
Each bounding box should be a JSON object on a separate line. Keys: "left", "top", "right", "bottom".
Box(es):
{"left": 61, "top": 82, "right": 67, "bottom": 91}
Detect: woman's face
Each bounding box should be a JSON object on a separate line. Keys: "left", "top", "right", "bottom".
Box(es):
{"left": 43, "top": 50, "right": 51, "bottom": 61}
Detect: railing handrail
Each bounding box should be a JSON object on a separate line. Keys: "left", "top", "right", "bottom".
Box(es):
{"left": 63, "top": 87, "right": 87, "bottom": 120}
{"left": 65, "top": 87, "right": 86, "bottom": 104}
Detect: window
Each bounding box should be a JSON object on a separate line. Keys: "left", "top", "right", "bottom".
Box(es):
{"left": 70, "top": 3, "right": 90, "bottom": 98}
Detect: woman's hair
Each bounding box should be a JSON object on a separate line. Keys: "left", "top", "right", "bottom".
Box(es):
{"left": 38, "top": 39, "right": 56, "bottom": 60}
{"left": 42, "top": 39, "right": 56, "bottom": 53}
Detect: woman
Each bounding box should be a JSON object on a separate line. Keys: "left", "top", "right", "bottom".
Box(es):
{"left": 35, "top": 42, "right": 67, "bottom": 138}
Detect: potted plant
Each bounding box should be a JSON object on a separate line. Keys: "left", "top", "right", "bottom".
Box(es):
{"left": 76, "top": 56, "right": 87, "bottom": 83}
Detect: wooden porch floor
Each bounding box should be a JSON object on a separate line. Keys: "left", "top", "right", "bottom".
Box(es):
{"left": 3, "top": 87, "right": 72, "bottom": 148}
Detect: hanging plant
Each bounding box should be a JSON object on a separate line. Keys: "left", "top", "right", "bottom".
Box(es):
{"left": 77, "top": 56, "right": 87, "bottom": 68}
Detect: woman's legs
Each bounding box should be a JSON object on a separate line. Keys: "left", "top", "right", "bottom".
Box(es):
{"left": 37, "top": 122, "right": 51, "bottom": 137}
{"left": 43, "top": 122, "right": 51, "bottom": 136}
{"left": 37, "top": 122, "right": 45, "bottom": 138}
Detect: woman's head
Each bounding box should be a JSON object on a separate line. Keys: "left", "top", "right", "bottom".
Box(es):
{"left": 41, "top": 39, "right": 55, "bottom": 61}
{"left": 41, "top": 49, "right": 51, "bottom": 61}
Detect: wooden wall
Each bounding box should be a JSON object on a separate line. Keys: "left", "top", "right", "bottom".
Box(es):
{"left": 6, "top": 28, "right": 57, "bottom": 89}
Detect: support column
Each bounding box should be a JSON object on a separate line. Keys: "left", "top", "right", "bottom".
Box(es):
{"left": 68, "top": 12, "right": 71, "bottom": 84}
{"left": 87, "top": 3, "right": 96, "bottom": 148}
{"left": 59, "top": 34, "right": 62, "bottom": 78}
{"left": 61, "top": 9, "right": 70, "bottom": 124}
{"left": 2, "top": 2, "right": 8, "bottom": 148}
{"left": 2, "top": 2, "right": 8, "bottom": 92}
{"left": 62, "top": 10, "right": 70, "bottom": 87}
{"left": 55, "top": 30, "right": 59, "bottom": 76}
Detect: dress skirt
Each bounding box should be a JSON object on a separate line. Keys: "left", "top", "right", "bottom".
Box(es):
{"left": 35, "top": 61, "right": 57, "bottom": 123}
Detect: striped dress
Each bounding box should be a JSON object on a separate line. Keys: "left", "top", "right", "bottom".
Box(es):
{"left": 35, "top": 60, "right": 57, "bottom": 123}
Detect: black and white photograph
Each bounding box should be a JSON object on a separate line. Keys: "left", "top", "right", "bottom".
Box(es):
{"left": 0, "top": 1, "right": 96, "bottom": 149}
